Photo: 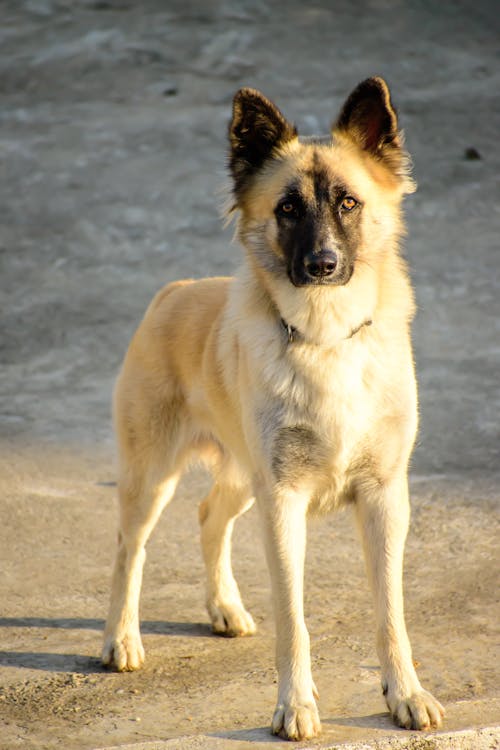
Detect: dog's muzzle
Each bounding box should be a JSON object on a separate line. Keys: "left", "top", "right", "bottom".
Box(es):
{"left": 290, "top": 248, "right": 352, "bottom": 287}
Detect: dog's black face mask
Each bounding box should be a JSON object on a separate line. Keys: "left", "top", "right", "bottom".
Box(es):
{"left": 274, "top": 171, "right": 361, "bottom": 288}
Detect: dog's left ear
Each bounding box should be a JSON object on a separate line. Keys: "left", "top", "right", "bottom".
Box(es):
{"left": 334, "top": 77, "right": 414, "bottom": 190}
{"left": 229, "top": 88, "right": 297, "bottom": 198}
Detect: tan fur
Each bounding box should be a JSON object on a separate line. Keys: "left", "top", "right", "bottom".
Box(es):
{"left": 102, "top": 80, "right": 444, "bottom": 741}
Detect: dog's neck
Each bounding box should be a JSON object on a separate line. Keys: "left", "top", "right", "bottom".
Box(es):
{"left": 269, "top": 271, "right": 378, "bottom": 347}
{"left": 280, "top": 315, "right": 372, "bottom": 345}
{"left": 241, "top": 259, "right": 380, "bottom": 348}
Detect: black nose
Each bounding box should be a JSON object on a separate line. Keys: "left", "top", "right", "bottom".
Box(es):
{"left": 304, "top": 250, "right": 338, "bottom": 278}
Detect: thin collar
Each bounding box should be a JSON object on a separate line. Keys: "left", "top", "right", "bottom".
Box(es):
{"left": 280, "top": 318, "right": 297, "bottom": 344}
{"left": 280, "top": 317, "right": 372, "bottom": 344}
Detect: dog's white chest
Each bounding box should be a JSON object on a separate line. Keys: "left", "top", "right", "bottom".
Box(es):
{"left": 258, "top": 340, "right": 377, "bottom": 505}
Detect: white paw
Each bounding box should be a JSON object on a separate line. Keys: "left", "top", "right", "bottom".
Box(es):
{"left": 271, "top": 699, "right": 321, "bottom": 741}
{"left": 207, "top": 599, "right": 256, "bottom": 637}
{"left": 102, "top": 631, "right": 145, "bottom": 672}
{"left": 385, "top": 685, "right": 445, "bottom": 730}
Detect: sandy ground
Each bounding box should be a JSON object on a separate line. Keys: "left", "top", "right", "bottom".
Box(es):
{"left": 0, "top": 1, "right": 499, "bottom": 749}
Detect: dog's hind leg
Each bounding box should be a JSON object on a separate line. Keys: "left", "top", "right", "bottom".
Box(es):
{"left": 199, "top": 481, "right": 256, "bottom": 637}
{"left": 355, "top": 473, "right": 445, "bottom": 730}
{"left": 102, "top": 466, "right": 180, "bottom": 671}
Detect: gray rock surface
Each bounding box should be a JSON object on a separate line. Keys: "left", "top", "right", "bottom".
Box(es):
{"left": 0, "top": 1, "right": 499, "bottom": 748}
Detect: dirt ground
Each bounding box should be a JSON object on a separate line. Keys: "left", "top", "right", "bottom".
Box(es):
{"left": 0, "top": 1, "right": 499, "bottom": 749}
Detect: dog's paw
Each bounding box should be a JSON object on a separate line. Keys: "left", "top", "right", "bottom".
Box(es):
{"left": 271, "top": 699, "right": 321, "bottom": 741}
{"left": 386, "top": 686, "right": 444, "bottom": 730}
{"left": 208, "top": 599, "right": 256, "bottom": 637}
{"left": 102, "top": 632, "right": 145, "bottom": 672}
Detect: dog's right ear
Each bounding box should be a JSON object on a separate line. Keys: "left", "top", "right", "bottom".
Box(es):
{"left": 229, "top": 88, "right": 297, "bottom": 198}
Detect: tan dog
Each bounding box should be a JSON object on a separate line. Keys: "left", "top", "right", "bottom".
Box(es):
{"left": 102, "top": 78, "right": 444, "bottom": 740}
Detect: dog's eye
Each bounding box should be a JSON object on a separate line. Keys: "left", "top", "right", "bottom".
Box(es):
{"left": 276, "top": 197, "right": 302, "bottom": 220}
{"left": 341, "top": 196, "right": 357, "bottom": 211}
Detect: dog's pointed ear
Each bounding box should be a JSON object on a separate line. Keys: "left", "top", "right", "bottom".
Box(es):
{"left": 334, "top": 77, "right": 400, "bottom": 154}
{"left": 229, "top": 88, "right": 297, "bottom": 197}
{"left": 333, "top": 77, "right": 414, "bottom": 190}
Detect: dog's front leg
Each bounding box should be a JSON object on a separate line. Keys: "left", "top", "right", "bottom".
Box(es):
{"left": 355, "top": 474, "right": 444, "bottom": 730}
{"left": 257, "top": 484, "right": 320, "bottom": 741}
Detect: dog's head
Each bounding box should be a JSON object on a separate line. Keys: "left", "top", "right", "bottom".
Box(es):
{"left": 228, "top": 78, "right": 415, "bottom": 288}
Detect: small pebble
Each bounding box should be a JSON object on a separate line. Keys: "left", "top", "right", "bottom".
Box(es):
{"left": 464, "top": 147, "right": 481, "bottom": 160}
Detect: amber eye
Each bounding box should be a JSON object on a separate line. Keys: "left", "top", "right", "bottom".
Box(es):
{"left": 280, "top": 202, "right": 295, "bottom": 214}
{"left": 341, "top": 196, "right": 357, "bottom": 211}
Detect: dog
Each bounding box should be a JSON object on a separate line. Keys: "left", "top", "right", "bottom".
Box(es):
{"left": 102, "top": 77, "right": 444, "bottom": 740}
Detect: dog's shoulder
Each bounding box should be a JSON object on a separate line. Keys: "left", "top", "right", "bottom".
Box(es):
{"left": 126, "top": 277, "right": 235, "bottom": 374}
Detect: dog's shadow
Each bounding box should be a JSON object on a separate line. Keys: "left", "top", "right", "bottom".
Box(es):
{"left": 211, "top": 713, "right": 393, "bottom": 743}
{"left": 0, "top": 617, "right": 212, "bottom": 673}
{"left": 211, "top": 726, "right": 284, "bottom": 743}
{"left": 0, "top": 617, "right": 211, "bottom": 636}
{"left": 323, "top": 712, "right": 394, "bottom": 729}
{"left": 0, "top": 651, "right": 104, "bottom": 674}
{"left": 1, "top": 618, "right": 394, "bottom": 739}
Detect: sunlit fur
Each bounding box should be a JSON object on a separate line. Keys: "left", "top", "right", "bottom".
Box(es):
{"left": 102, "top": 79, "right": 444, "bottom": 742}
